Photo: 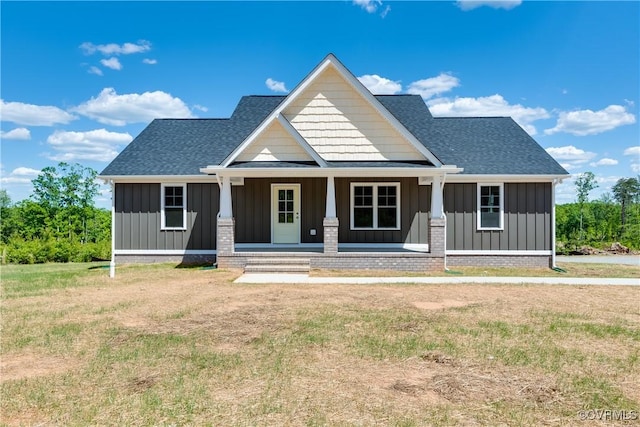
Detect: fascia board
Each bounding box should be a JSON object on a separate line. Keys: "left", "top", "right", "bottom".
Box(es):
{"left": 446, "top": 174, "right": 570, "bottom": 183}
{"left": 200, "top": 166, "right": 462, "bottom": 178}
{"left": 98, "top": 175, "right": 214, "bottom": 183}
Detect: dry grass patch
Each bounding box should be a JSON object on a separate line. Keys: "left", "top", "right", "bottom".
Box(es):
{"left": 1, "top": 263, "right": 639, "bottom": 426}
{"left": 312, "top": 261, "right": 640, "bottom": 278}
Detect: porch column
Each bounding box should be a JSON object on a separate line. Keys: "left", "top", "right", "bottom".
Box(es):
{"left": 217, "top": 175, "right": 235, "bottom": 257}
{"left": 323, "top": 175, "right": 339, "bottom": 254}
{"left": 430, "top": 175, "right": 446, "bottom": 258}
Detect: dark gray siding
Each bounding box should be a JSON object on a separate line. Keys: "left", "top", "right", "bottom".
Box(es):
{"left": 115, "top": 183, "right": 218, "bottom": 250}
{"left": 444, "top": 182, "right": 551, "bottom": 251}
{"left": 233, "top": 178, "right": 326, "bottom": 244}
{"left": 335, "top": 177, "right": 431, "bottom": 244}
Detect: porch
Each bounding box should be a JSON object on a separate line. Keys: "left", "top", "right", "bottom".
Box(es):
{"left": 211, "top": 170, "right": 454, "bottom": 273}
{"left": 220, "top": 245, "right": 445, "bottom": 272}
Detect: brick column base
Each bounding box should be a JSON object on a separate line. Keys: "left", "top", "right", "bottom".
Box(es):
{"left": 430, "top": 218, "right": 446, "bottom": 257}
{"left": 217, "top": 217, "right": 235, "bottom": 256}
{"left": 323, "top": 217, "right": 339, "bottom": 254}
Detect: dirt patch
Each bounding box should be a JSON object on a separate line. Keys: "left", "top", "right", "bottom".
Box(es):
{"left": 1, "top": 352, "right": 78, "bottom": 381}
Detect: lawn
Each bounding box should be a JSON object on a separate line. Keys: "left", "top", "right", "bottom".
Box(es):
{"left": 1, "top": 262, "right": 639, "bottom": 426}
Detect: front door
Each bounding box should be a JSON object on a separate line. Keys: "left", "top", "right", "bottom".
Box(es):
{"left": 272, "top": 184, "right": 300, "bottom": 244}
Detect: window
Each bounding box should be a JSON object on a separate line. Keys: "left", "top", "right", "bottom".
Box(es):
{"left": 477, "top": 183, "right": 503, "bottom": 230}
{"left": 161, "top": 184, "right": 187, "bottom": 230}
{"left": 350, "top": 183, "right": 400, "bottom": 230}
{"left": 278, "top": 189, "right": 295, "bottom": 224}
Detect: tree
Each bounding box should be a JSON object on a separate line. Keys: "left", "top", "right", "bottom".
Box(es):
{"left": 31, "top": 162, "right": 100, "bottom": 242}
{"left": 612, "top": 177, "right": 640, "bottom": 230}
{"left": 575, "top": 172, "right": 598, "bottom": 241}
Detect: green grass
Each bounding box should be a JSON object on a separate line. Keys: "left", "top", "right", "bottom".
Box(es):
{"left": 2, "top": 263, "right": 639, "bottom": 426}
{"left": 0, "top": 262, "right": 109, "bottom": 298}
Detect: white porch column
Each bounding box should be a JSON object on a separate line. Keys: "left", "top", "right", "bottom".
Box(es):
{"left": 325, "top": 175, "right": 336, "bottom": 218}
{"left": 323, "top": 175, "right": 339, "bottom": 254}
{"left": 431, "top": 175, "right": 444, "bottom": 219}
{"left": 219, "top": 175, "right": 233, "bottom": 218}
{"left": 217, "top": 175, "right": 235, "bottom": 259}
{"left": 430, "top": 175, "right": 446, "bottom": 263}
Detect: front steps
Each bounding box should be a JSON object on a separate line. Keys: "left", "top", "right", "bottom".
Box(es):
{"left": 243, "top": 257, "right": 311, "bottom": 273}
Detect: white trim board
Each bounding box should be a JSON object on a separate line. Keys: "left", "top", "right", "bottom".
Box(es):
{"left": 114, "top": 250, "right": 217, "bottom": 255}
{"left": 446, "top": 250, "right": 552, "bottom": 256}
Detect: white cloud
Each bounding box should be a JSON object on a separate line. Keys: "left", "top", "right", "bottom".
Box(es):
{"left": 353, "top": 0, "right": 382, "bottom": 13}
{"left": 0, "top": 166, "right": 40, "bottom": 184}
{"left": 0, "top": 127, "right": 31, "bottom": 140}
{"left": 623, "top": 146, "right": 640, "bottom": 157}
{"left": 80, "top": 40, "right": 151, "bottom": 56}
{"left": 407, "top": 73, "right": 460, "bottom": 99}
{"left": 546, "top": 145, "right": 597, "bottom": 170}
{"left": 544, "top": 105, "right": 636, "bottom": 136}
{"left": 428, "top": 94, "right": 550, "bottom": 135}
{"left": 88, "top": 66, "right": 103, "bottom": 76}
{"left": 358, "top": 74, "right": 402, "bottom": 95}
{"left": 143, "top": 58, "right": 157, "bottom": 65}
{"left": 589, "top": 158, "right": 619, "bottom": 167}
{"left": 457, "top": 0, "right": 522, "bottom": 11}
{"left": 624, "top": 146, "right": 640, "bottom": 173}
{"left": 46, "top": 129, "right": 133, "bottom": 162}
{"left": 193, "top": 104, "right": 208, "bottom": 113}
{"left": 100, "top": 57, "right": 122, "bottom": 71}
{"left": 71, "top": 88, "right": 195, "bottom": 126}
{"left": 0, "top": 99, "right": 77, "bottom": 126}
{"left": 265, "top": 78, "right": 288, "bottom": 93}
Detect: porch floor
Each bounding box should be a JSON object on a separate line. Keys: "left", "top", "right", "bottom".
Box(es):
{"left": 234, "top": 245, "right": 429, "bottom": 254}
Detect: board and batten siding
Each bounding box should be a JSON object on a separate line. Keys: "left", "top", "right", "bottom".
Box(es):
{"left": 115, "top": 183, "right": 219, "bottom": 250}
{"left": 232, "top": 178, "right": 326, "bottom": 244}
{"left": 335, "top": 177, "right": 431, "bottom": 245}
{"left": 284, "top": 67, "right": 424, "bottom": 161}
{"left": 444, "top": 183, "right": 552, "bottom": 251}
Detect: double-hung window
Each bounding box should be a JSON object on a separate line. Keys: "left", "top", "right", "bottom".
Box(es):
{"left": 161, "top": 183, "right": 187, "bottom": 230}
{"left": 477, "top": 183, "right": 503, "bottom": 230}
{"left": 351, "top": 183, "right": 400, "bottom": 230}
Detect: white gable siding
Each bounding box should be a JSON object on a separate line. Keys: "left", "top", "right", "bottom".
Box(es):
{"left": 236, "top": 121, "right": 313, "bottom": 162}
{"left": 284, "top": 67, "right": 425, "bottom": 161}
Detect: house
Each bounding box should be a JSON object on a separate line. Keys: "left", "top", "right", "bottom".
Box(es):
{"left": 99, "top": 54, "right": 568, "bottom": 276}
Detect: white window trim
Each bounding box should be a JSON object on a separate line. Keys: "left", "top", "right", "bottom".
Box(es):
{"left": 350, "top": 182, "right": 401, "bottom": 230}
{"left": 477, "top": 183, "right": 504, "bottom": 231}
{"left": 161, "top": 183, "right": 187, "bottom": 230}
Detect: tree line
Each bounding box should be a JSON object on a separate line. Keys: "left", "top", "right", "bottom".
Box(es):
{"left": 0, "top": 163, "right": 111, "bottom": 264}
{"left": 556, "top": 173, "right": 640, "bottom": 252}
{"left": 0, "top": 164, "right": 638, "bottom": 263}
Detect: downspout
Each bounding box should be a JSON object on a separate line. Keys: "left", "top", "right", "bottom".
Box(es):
{"left": 109, "top": 180, "right": 116, "bottom": 278}
{"left": 551, "top": 178, "right": 558, "bottom": 269}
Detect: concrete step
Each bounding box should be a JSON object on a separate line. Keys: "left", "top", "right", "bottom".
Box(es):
{"left": 245, "top": 258, "right": 310, "bottom": 265}
{"left": 244, "top": 264, "right": 310, "bottom": 273}
{"left": 244, "top": 258, "right": 310, "bottom": 273}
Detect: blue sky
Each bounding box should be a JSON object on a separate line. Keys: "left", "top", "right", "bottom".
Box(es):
{"left": 1, "top": 0, "right": 638, "bottom": 208}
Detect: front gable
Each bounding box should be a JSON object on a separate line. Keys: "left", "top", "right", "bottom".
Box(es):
{"left": 235, "top": 119, "right": 315, "bottom": 163}
{"left": 222, "top": 54, "right": 443, "bottom": 168}
{"left": 283, "top": 67, "right": 424, "bottom": 161}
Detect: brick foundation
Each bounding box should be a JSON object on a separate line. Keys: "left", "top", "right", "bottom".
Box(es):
{"left": 115, "top": 254, "right": 216, "bottom": 264}
{"left": 447, "top": 254, "right": 552, "bottom": 268}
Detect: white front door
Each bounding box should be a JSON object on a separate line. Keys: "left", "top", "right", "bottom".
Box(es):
{"left": 272, "top": 184, "right": 300, "bottom": 244}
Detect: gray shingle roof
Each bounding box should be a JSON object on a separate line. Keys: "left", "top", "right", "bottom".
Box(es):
{"left": 100, "top": 94, "right": 567, "bottom": 177}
